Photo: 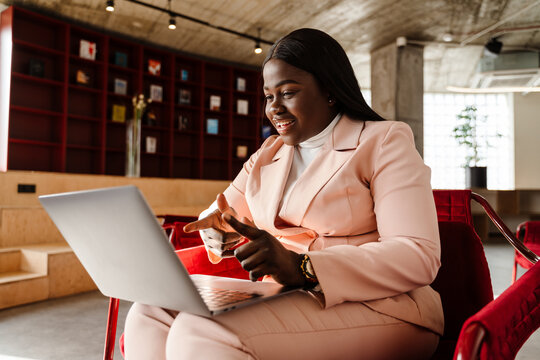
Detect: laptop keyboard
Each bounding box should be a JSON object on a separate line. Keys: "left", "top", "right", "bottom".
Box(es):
{"left": 197, "top": 286, "right": 261, "bottom": 309}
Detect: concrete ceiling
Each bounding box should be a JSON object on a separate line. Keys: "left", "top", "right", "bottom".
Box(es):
{"left": 2, "top": 0, "right": 540, "bottom": 92}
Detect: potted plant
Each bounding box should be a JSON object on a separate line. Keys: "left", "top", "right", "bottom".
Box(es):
{"left": 452, "top": 105, "right": 499, "bottom": 188}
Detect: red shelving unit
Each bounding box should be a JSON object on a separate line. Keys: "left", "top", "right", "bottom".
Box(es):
{"left": 0, "top": 5, "right": 263, "bottom": 180}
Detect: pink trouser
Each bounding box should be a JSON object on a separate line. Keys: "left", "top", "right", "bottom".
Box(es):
{"left": 124, "top": 291, "right": 439, "bottom": 360}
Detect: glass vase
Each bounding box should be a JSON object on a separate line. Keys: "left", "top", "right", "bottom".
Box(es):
{"left": 125, "top": 114, "right": 141, "bottom": 177}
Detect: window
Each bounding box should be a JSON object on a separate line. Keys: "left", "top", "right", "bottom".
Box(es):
{"left": 424, "top": 93, "right": 514, "bottom": 190}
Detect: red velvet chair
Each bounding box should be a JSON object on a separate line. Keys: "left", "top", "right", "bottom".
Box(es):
{"left": 512, "top": 221, "right": 540, "bottom": 283}
{"left": 455, "top": 261, "right": 540, "bottom": 360}
{"left": 103, "top": 191, "right": 539, "bottom": 360}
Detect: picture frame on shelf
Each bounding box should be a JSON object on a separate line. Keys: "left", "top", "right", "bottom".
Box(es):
{"left": 180, "top": 69, "right": 189, "bottom": 81}
{"left": 114, "top": 78, "right": 127, "bottom": 95}
{"left": 143, "top": 108, "right": 157, "bottom": 126}
{"left": 206, "top": 118, "right": 219, "bottom": 134}
{"left": 114, "top": 51, "right": 128, "bottom": 67}
{"left": 262, "top": 124, "right": 272, "bottom": 139}
{"left": 237, "top": 99, "right": 249, "bottom": 115}
{"left": 236, "top": 145, "right": 248, "bottom": 159}
{"left": 150, "top": 84, "right": 163, "bottom": 102}
{"left": 209, "top": 95, "right": 221, "bottom": 111}
{"left": 145, "top": 136, "right": 157, "bottom": 154}
{"left": 178, "top": 89, "right": 192, "bottom": 105}
{"left": 178, "top": 114, "right": 190, "bottom": 130}
{"left": 148, "top": 59, "right": 161, "bottom": 75}
{"left": 236, "top": 77, "right": 246, "bottom": 91}
{"left": 76, "top": 69, "right": 91, "bottom": 86}
{"left": 79, "top": 39, "right": 97, "bottom": 60}
{"left": 28, "top": 58, "right": 45, "bottom": 78}
{"left": 112, "top": 104, "right": 126, "bottom": 123}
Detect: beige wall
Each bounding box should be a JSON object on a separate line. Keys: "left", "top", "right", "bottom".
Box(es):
{"left": 0, "top": 171, "right": 230, "bottom": 248}
{"left": 513, "top": 93, "right": 540, "bottom": 189}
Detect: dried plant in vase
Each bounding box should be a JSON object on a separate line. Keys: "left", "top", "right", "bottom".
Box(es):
{"left": 126, "top": 94, "right": 152, "bottom": 177}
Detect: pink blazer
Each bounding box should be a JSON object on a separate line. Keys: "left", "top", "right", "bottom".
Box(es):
{"left": 223, "top": 115, "right": 444, "bottom": 335}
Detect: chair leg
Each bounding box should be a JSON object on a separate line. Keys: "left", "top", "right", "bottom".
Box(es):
{"left": 512, "top": 259, "right": 518, "bottom": 284}
{"left": 103, "top": 297, "right": 120, "bottom": 360}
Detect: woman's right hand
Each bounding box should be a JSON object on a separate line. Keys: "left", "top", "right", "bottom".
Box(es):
{"left": 183, "top": 193, "right": 244, "bottom": 258}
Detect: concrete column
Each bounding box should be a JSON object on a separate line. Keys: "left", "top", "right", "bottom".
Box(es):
{"left": 370, "top": 40, "right": 424, "bottom": 156}
{"left": 513, "top": 92, "right": 540, "bottom": 189}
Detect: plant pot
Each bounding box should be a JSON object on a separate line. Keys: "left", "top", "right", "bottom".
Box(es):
{"left": 466, "top": 166, "right": 487, "bottom": 189}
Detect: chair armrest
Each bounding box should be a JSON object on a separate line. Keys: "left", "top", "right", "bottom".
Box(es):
{"left": 454, "top": 323, "right": 486, "bottom": 360}
{"left": 471, "top": 193, "right": 539, "bottom": 265}
{"left": 454, "top": 261, "right": 540, "bottom": 360}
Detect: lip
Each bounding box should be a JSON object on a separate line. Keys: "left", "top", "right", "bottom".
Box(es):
{"left": 273, "top": 118, "right": 296, "bottom": 134}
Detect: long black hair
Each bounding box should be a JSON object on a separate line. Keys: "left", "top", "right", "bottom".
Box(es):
{"left": 263, "top": 28, "right": 384, "bottom": 121}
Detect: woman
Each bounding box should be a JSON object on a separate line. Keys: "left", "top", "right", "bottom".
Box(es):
{"left": 124, "top": 28, "right": 444, "bottom": 360}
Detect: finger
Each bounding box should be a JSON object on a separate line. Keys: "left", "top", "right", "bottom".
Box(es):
{"left": 239, "top": 249, "right": 267, "bottom": 272}
{"left": 216, "top": 193, "right": 231, "bottom": 213}
{"left": 223, "top": 214, "right": 263, "bottom": 240}
{"left": 248, "top": 265, "right": 268, "bottom": 282}
{"left": 206, "top": 237, "right": 242, "bottom": 251}
{"left": 203, "top": 228, "right": 242, "bottom": 244}
{"left": 183, "top": 217, "right": 213, "bottom": 233}
{"left": 234, "top": 240, "right": 260, "bottom": 262}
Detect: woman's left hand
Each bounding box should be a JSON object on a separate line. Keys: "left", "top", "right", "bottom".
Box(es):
{"left": 223, "top": 213, "right": 305, "bottom": 286}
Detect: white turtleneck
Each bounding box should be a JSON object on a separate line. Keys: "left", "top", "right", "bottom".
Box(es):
{"left": 278, "top": 113, "right": 342, "bottom": 213}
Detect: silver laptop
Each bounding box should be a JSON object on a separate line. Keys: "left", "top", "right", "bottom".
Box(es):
{"left": 39, "top": 185, "right": 301, "bottom": 316}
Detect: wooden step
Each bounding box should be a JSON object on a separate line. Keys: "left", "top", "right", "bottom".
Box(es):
{"left": 0, "top": 270, "right": 46, "bottom": 284}
{"left": 0, "top": 243, "right": 96, "bottom": 309}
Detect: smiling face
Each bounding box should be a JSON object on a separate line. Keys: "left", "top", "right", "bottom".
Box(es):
{"left": 263, "top": 59, "right": 337, "bottom": 146}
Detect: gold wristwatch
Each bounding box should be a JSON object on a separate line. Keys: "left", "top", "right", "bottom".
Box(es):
{"left": 300, "top": 254, "right": 318, "bottom": 285}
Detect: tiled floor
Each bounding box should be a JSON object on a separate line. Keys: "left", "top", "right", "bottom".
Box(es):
{"left": 0, "top": 241, "right": 537, "bottom": 360}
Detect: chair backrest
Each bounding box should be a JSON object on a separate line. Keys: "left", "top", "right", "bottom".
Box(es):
{"left": 518, "top": 221, "right": 540, "bottom": 246}
{"left": 433, "top": 189, "right": 474, "bottom": 226}
{"left": 431, "top": 190, "right": 494, "bottom": 354}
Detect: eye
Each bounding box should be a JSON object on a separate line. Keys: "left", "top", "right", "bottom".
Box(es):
{"left": 264, "top": 94, "right": 273, "bottom": 101}
{"left": 282, "top": 91, "right": 295, "bottom": 98}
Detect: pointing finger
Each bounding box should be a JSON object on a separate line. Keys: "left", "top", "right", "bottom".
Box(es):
{"left": 223, "top": 214, "right": 263, "bottom": 240}
{"left": 183, "top": 210, "right": 218, "bottom": 233}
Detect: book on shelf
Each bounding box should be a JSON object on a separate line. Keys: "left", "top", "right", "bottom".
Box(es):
{"left": 114, "top": 78, "right": 127, "bottom": 95}
{"left": 178, "top": 89, "right": 191, "bottom": 105}
{"left": 28, "top": 58, "right": 45, "bottom": 77}
{"left": 236, "top": 145, "right": 248, "bottom": 159}
{"left": 236, "top": 77, "right": 246, "bottom": 91}
{"left": 237, "top": 99, "right": 249, "bottom": 115}
{"left": 209, "top": 95, "right": 221, "bottom": 111}
{"left": 148, "top": 59, "right": 161, "bottom": 75}
{"left": 178, "top": 114, "right": 190, "bottom": 130}
{"left": 114, "top": 51, "right": 128, "bottom": 67}
{"left": 79, "top": 39, "right": 97, "bottom": 60}
{"left": 180, "top": 69, "right": 189, "bottom": 81}
{"left": 145, "top": 136, "right": 157, "bottom": 153}
{"left": 76, "top": 69, "right": 91, "bottom": 86}
{"left": 262, "top": 124, "right": 272, "bottom": 139}
{"left": 112, "top": 104, "right": 126, "bottom": 123}
{"left": 150, "top": 84, "right": 163, "bottom": 102}
{"left": 143, "top": 109, "right": 157, "bottom": 126}
{"left": 206, "top": 118, "right": 219, "bottom": 134}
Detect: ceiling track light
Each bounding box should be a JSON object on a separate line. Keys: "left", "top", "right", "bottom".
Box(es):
{"left": 166, "top": 0, "right": 176, "bottom": 30}
{"left": 168, "top": 16, "right": 176, "bottom": 30}
{"left": 106, "top": 0, "right": 115, "bottom": 12}
{"left": 254, "top": 27, "right": 262, "bottom": 54}
{"left": 119, "top": 0, "right": 274, "bottom": 48}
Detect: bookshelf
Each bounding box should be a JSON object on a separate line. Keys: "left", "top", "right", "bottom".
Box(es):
{"left": 0, "top": 6, "right": 263, "bottom": 180}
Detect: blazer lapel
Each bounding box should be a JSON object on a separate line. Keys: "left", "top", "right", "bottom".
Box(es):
{"left": 281, "top": 116, "right": 366, "bottom": 226}
{"left": 254, "top": 144, "right": 294, "bottom": 230}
